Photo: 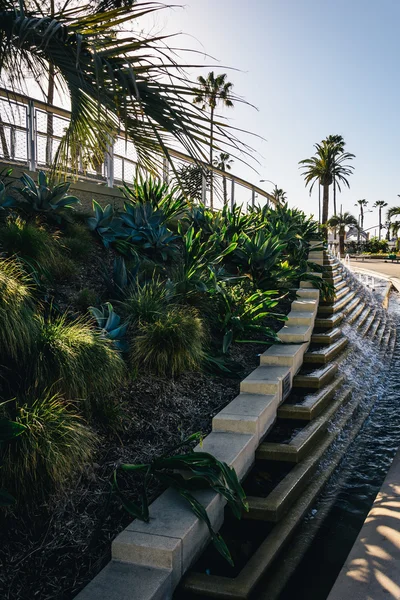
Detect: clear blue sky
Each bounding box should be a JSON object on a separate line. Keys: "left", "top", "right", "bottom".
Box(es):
{"left": 149, "top": 0, "right": 400, "bottom": 232}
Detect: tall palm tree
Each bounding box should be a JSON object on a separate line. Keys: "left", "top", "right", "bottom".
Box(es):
{"left": 193, "top": 72, "right": 234, "bottom": 209}
{"left": 272, "top": 187, "right": 287, "bottom": 205}
{"left": 0, "top": 2, "right": 243, "bottom": 178}
{"left": 373, "top": 200, "right": 388, "bottom": 240}
{"left": 323, "top": 134, "right": 345, "bottom": 216}
{"left": 299, "top": 141, "right": 354, "bottom": 225}
{"left": 327, "top": 212, "right": 358, "bottom": 255}
{"left": 386, "top": 205, "right": 400, "bottom": 241}
{"left": 355, "top": 199, "right": 368, "bottom": 231}
{"left": 213, "top": 152, "right": 233, "bottom": 206}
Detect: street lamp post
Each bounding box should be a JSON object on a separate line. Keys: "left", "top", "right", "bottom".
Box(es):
{"left": 259, "top": 179, "right": 277, "bottom": 208}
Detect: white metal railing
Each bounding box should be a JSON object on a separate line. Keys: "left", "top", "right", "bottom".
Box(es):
{"left": 0, "top": 87, "right": 275, "bottom": 209}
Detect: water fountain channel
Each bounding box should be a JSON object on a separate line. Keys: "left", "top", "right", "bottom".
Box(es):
{"left": 174, "top": 254, "right": 400, "bottom": 600}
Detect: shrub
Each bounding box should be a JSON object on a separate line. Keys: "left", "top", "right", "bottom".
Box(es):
{"left": 76, "top": 288, "right": 98, "bottom": 312}
{"left": 1, "top": 391, "right": 97, "bottom": 501}
{"left": 0, "top": 258, "right": 38, "bottom": 359}
{"left": 131, "top": 305, "right": 205, "bottom": 376}
{"left": 34, "top": 313, "right": 126, "bottom": 405}
{"left": 63, "top": 222, "right": 94, "bottom": 260}
{"left": 0, "top": 217, "right": 77, "bottom": 280}
{"left": 120, "top": 278, "right": 169, "bottom": 326}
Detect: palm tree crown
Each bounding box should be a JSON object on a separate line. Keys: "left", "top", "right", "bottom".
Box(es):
{"left": 299, "top": 139, "right": 354, "bottom": 225}
{"left": 327, "top": 211, "right": 358, "bottom": 255}
{"left": 0, "top": 2, "right": 242, "bottom": 176}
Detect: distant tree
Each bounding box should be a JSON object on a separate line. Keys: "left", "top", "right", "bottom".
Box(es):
{"left": 322, "top": 134, "right": 345, "bottom": 215}
{"left": 272, "top": 187, "right": 287, "bottom": 205}
{"left": 299, "top": 139, "right": 354, "bottom": 225}
{"left": 373, "top": 200, "right": 388, "bottom": 240}
{"left": 355, "top": 199, "right": 368, "bottom": 233}
{"left": 327, "top": 212, "right": 358, "bottom": 255}
{"left": 213, "top": 152, "right": 233, "bottom": 206}
{"left": 193, "top": 72, "right": 234, "bottom": 209}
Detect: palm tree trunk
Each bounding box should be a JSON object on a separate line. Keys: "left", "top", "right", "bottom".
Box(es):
{"left": 339, "top": 227, "right": 345, "bottom": 255}
{"left": 378, "top": 208, "right": 381, "bottom": 241}
{"left": 322, "top": 184, "right": 329, "bottom": 225}
{"left": 333, "top": 178, "right": 337, "bottom": 240}
{"left": 222, "top": 173, "right": 227, "bottom": 206}
{"left": 318, "top": 184, "right": 321, "bottom": 224}
{"left": 209, "top": 105, "right": 214, "bottom": 210}
{"left": 46, "top": 63, "right": 55, "bottom": 166}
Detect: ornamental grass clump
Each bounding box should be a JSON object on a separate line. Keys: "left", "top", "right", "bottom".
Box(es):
{"left": 0, "top": 258, "right": 38, "bottom": 359}
{"left": 132, "top": 305, "right": 205, "bottom": 377}
{"left": 120, "top": 277, "right": 169, "bottom": 327}
{"left": 1, "top": 391, "right": 97, "bottom": 501}
{"left": 34, "top": 313, "right": 126, "bottom": 404}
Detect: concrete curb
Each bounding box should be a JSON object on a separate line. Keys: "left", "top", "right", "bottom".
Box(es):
{"left": 74, "top": 249, "right": 323, "bottom": 600}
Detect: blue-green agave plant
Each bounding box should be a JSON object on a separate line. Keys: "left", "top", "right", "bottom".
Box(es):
{"left": 89, "top": 302, "right": 129, "bottom": 352}
{"left": 18, "top": 171, "right": 80, "bottom": 220}
{"left": 87, "top": 200, "right": 128, "bottom": 248}
{"left": 0, "top": 182, "right": 16, "bottom": 210}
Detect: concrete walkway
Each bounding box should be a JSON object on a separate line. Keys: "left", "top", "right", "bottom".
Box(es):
{"left": 349, "top": 258, "right": 400, "bottom": 279}
{"left": 328, "top": 447, "right": 400, "bottom": 600}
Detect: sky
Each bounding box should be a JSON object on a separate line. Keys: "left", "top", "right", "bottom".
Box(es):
{"left": 144, "top": 0, "right": 400, "bottom": 232}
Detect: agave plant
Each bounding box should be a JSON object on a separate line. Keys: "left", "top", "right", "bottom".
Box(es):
{"left": 121, "top": 203, "right": 178, "bottom": 261}
{"left": 121, "top": 177, "right": 188, "bottom": 225}
{"left": 113, "top": 432, "right": 248, "bottom": 565}
{"left": 0, "top": 181, "right": 16, "bottom": 210}
{"left": 89, "top": 302, "right": 129, "bottom": 353}
{"left": 18, "top": 171, "right": 80, "bottom": 221}
{"left": 233, "top": 231, "right": 285, "bottom": 289}
{"left": 87, "top": 201, "right": 128, "bottom": 248}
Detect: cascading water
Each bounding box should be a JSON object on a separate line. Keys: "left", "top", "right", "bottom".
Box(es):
{"left": 272, "top": 266, "right": 400, "bottom": 600}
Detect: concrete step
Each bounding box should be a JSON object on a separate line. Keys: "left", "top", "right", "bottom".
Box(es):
{"left": 74, "top": 562, "right": 172, "bottom": 600}
{"left": 317, "top": 291, "right": 356, "bottom": 315}
{"left": 296, "top": 288, "right": 320, "bottom": 300}
{"left": 361, "top": 310, "right": 377, "bottom": 337}
{"left": 343, "top": 297, "right": 362, "bottom": 321}
{"left": 314, "top": 312, "right": 345, "bottom": 330}
{"left": 258, "top": 386, "right": 352, "bottom": 463}
{"left": 319, "top": 285, "right": 350, "bottom": 305}
{"left": 368, "top": 316, "right": 382, "bottom": 340}
{"left": 304, "top": 337, "right": 348, "bottom": 365}
{"left": 311, "top": 327, "right": 342, "bottom": 345}
{"left": 240, "top": 365, "right": 291, "bottom": 397}
{"left": 292, "top": 363, "right": 338, "bottom": 389}
{"left": 260, "top": 343, "right": 308, "bottom": 377}
{"left": 291, "top": 299, "right": 318, "bottom": 313}
{"left": 335, "top": 279, "right": 347, "bottom": 292}
{"left": 212, "top": 393, "right": 278, "bottom": 443}
{"left": 278, "top": 376, "right": 345, "bottom": 421}
{"left": 285, "top": 310, "right": 317, "bottom": 326}
{"left": 278, "top": 324, "right": 313, "bottom": 344}
{"left": 355, "top": 305, "right": 372, "bottom": 329}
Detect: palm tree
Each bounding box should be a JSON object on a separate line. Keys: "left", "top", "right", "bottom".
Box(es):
{"left": 193, "top": 72, "right": 234, "bottom": 209}
{"left": 373, "top": 200, "right": 388, "bottom": 240}
{"left": 299, "top": 140, "right": 354, "bottom": 226}
{"left": 386, "top": 205, "right": 400, "bottom": 241}
{"left": 0, "top": 2, "right": 242, "bottom": 178}
{"left": 355, "top": 199, "right": 368, "bottom": 238}
{"left": 327, "top": 212, "right": 358, "bottom": 255}
{"left": 272, "top": 187, "right": 287, "bottom": 205}
{"left": 323, "top": 134, "right": 345, "bottom": 216}
{"left": 213, "top": 152, "right": 233, "bottom": 206}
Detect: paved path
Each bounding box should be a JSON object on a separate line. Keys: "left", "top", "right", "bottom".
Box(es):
{"left": 328, "top": 448, "right": 400, "bottom": 600}
{"left": 349, "top": 258, "right": 400, "bottom": 279}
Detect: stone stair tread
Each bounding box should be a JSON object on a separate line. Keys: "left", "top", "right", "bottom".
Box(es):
{"left": 278, "top": 324, "right": 313, "bottom": 343}
{"left": 73, "top": 562, "right": 172, "bottom": 600}
{"left": 311, "top": 327, "right": 342, "bottom": 345}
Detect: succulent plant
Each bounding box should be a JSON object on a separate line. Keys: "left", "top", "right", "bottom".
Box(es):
{"left": 89, "top": 302, "right": 129, "bottom": 352}
{"left": 87, "top": 201, "right": 128, "bottom": 248}
{"left": 18, "top": 171, "right": 80, "bottom": 221}
{"left": 0, "top": 182, "right": 16, "bottom": 210}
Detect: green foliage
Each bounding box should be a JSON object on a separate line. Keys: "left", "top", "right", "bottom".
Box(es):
{"left": 0, "top": 258, "right": 38, "bottom": 360}
{"left": 113, "top": 432, "right": 248, "bottom": 566}
{"left": 216, "top": 282, "right": 282, "bottom": 353}
{"left": 0, "top": 217, "right": 77, "bottom": 281}
{"left": 63, "top": 222, "right": 95, "bottom": 260}
{"left": 87, "top": 201, "right": 128, "bottom": 248}
{"left": 233, "top": 231, "right": 285, "bottom": 288}
{"left": 121, "top": 176, "right": 188, "bottom": 225}
{"left": 0, "top": 181, "right": 16, "bottom": 210}
{"left": 132, "top": 305, "right": 205, "bottom": 377}
{"left": 89, "top": 302, "right": 129, "bottom": 353}
{"left": 75, "top": 288, "right": 98, "bottom": 312}
{"left": 120, "top": 278, "right": 169, "bottom": 327}
{"left": 364, "top": 237, "right": 389, "bottom": 254}
{"left": 1, "top": 391, "right": 97, "bottom": 501}
{"left": 18, "top": 171, "right": 80, "bottom": 221}
{"left": 0, "top": 408, "right": 26, "bottom": 506}
{"left": 34, "top": 313, "right": 126, "bottom": 405}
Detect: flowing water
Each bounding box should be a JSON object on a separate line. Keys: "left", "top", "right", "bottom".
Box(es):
{"left": 275, "top": 272, "right": 400, "bottom": 600}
